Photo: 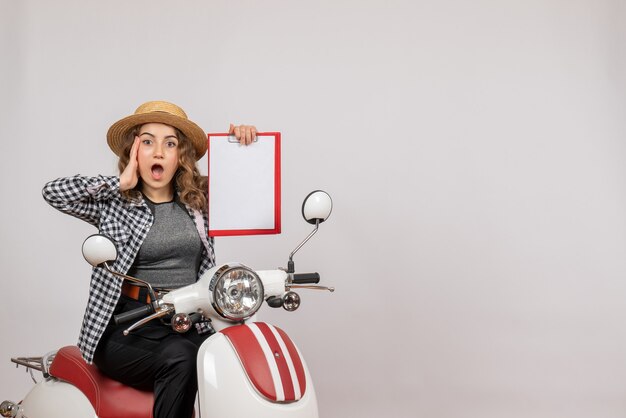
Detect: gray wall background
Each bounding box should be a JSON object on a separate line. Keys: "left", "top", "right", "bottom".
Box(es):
{"left": 2, "top": 1, "right": 626, "bottom": 417}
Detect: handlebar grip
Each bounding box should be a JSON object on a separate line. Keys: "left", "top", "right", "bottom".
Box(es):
{"left": 292, "top": 273, "right": 320, "bottom": 284}
{"left": 114, "top": 305, "right": 154, "bottom": 325}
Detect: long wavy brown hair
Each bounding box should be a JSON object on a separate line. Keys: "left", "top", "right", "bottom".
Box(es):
{"left": 117, "top": 124, "right": 208, "bottom": 211}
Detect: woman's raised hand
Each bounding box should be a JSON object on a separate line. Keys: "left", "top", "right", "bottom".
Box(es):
{"left": 120, "top": 137, "right": 140, "bottom": 192}
{"left": 229, "top": 124, "right": 258, "bottom": 146}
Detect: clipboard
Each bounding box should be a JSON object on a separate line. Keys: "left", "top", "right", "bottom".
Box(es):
{"left": 207, "top": 132, "right": 281, "bottom": 237}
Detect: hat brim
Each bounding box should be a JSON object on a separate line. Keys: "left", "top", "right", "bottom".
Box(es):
{"left": 107, "top": 112, "right": 207, "bottom": 161}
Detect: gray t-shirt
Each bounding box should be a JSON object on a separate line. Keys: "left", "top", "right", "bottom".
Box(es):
{"left": 127, "top": 198, "right": 203, "bottom": 288}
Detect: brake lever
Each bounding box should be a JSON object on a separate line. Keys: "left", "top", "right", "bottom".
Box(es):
{"left": 123, "top": 306, "right": 175, "bottom": 336}
{"left": 288, "top": 284, "right": 335, "bottom": 292}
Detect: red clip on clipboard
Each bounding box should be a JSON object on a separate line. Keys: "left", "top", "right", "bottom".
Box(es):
{"left": 207, "top": 132, "right": 281, "bottom": 237}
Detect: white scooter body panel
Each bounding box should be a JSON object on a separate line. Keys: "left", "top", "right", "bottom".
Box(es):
{"left": 197, "top": 332, "right": 318, "bottom": 418}
{"left": 19, "top": 379, "right": 96, "bottom": 418}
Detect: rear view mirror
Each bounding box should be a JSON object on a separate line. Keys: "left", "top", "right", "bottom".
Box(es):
{"left": 288, "top": 190, "right": 333, "bottom": 273}
{"left": 82, "top": 234, "right": 117, "bottom": 267}
{"left": 302, "top": 190, "right": 332, "bottom": 225}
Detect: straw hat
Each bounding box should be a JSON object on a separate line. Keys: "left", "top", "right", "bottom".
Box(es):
{"left": 107, "top": 101, "right": 207, "bottom": 160}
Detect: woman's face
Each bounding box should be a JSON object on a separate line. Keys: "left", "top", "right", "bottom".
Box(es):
{"left": 135, "top": 123, "right": 180, "bottom": 195}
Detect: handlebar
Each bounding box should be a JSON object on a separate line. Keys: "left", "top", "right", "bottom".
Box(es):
{"left": 292, "top": 272, "right": 320, "bottom": 284}
{"left": 114, "top": 305, "right": 154, "bottom": 325}
{"left": 114, "top": 271, "right": 327, "bottom": 326}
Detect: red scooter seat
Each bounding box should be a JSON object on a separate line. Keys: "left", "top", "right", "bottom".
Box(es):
{"left": 49, "top": 346, "right": 154, "bottom": 418}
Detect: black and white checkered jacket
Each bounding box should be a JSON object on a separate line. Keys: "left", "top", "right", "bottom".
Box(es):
{"left": 42, "top": 175, "right": 216, "bottom": 364}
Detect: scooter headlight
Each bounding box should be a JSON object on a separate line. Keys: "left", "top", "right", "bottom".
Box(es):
{"left": 211, "top": 264, "right": 264, "bottom": 321}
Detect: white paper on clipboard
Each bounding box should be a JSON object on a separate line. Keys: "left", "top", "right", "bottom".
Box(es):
{"left": 207, "top": 133, "right": 281, "bottom": 236}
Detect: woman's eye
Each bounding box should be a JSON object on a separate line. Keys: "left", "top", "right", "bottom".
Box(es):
{"left": 167, "top": 141, "right": 178, "bottom": 148}
{"left": 142, "top": 139, "right": 152, "bottom": 145}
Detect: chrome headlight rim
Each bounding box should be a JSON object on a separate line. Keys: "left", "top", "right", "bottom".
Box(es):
{"left": 210, "top": 263, "right": 264, "bottom": 321}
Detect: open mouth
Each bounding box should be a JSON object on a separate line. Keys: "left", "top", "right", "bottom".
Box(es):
{"left": 151, "top": 164, "right": 164, "bottom": 180}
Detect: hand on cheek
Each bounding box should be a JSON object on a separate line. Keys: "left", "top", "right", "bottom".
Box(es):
{"left": 120, "top": 137, "right": 140, "bottom": 192}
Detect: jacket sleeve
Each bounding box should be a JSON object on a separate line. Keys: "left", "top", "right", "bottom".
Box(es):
{"left": 42, "top": 175, "right": 121, "bottom": 227}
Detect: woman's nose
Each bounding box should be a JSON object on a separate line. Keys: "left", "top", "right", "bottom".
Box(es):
{"left": 153, "top": 143, "right": 164, "bottom": 158}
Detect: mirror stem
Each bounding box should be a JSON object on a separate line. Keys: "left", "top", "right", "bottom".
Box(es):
{"left": 288, "top": 219, "right": 320, "bottom": 273}
{"left": 102, "top": 262, "right": 159, "bottom": 305}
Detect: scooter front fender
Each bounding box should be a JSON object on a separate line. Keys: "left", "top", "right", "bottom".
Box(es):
{"left": 197, "top": 330, "right": 318, "bottom": 418}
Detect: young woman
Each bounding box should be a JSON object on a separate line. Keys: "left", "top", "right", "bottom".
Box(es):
{"left": 42, "top": 100, "right": 257, "bottom": 418}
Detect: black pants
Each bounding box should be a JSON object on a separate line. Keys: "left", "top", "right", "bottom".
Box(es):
{"left": 93, "top": 295, "right": 212, "bottom": 418}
